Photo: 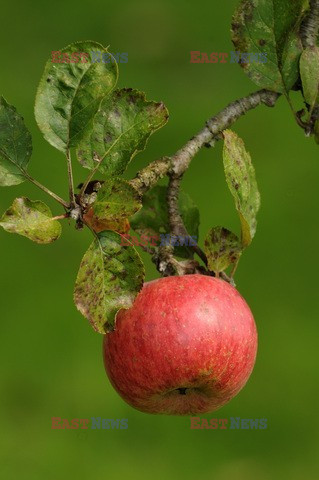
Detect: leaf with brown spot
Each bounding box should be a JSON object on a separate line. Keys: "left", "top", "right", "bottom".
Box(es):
{"left": 204, "top": 227, "right": 242, "bottom": 273}
{"left": 35, "top": 41, "right": 118, "bottom": 152}
{"left": 0, "top": 197, "right": 61, "bottom": 244}
{"left": 223, "top": 130, "right": 260, "bottom": 247}
{"left": 76, "top": 88, "right": 169, "bottom": 176}
{"left": 231, "top": 0, "right": 307, "bottom": 93}
{"left": 0, "top": 97, "right": 32, "bottom": 186}
{"left": 83, "top": 208, "right": 131, "bottom": 234}
{"left": 74, "top": 230, "right": 145, "bottom": 333}
{"left": 88, "top": 178, "right": 142, "bottom": 233}
{"left": 300, "top": 46, "right": 319, "bottom": 118}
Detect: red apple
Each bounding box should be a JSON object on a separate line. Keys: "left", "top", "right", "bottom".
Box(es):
{"left": 103, "top": 274, "right": 257, "bottom": 415}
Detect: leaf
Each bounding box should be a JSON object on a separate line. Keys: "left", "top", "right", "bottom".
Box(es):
{"left": 93, "top": 178, "right": 141, "bottom": 223}
{"left": 74, "top": 230, "right": 145, "bottom": 333}
{"left": 34, "top": 41, "right": 118, "bottom": 153}
{"left": 223, "top": 130, "right": 260, "bottom": 247}
{"left": 300, "top": 46, "right": 319, "bottom": 114}
{"left": 83, "top": 178, "right": 141, "bottom": 233}
{"left": 83, "top": 210, "right": 131, "bottom": 234}
{"left": 0, "top": 97, "right": 32, "bottom": 186}
{"left": 0, "top": 197, "right": 61, "bottom": 244}
{"left": 77, "top": 88, "right": 169, "bottom": 176}
{"left": 231, "top": 0, "right": 307, "bottom": 93}
{"left": 130, "top": 185, "right": 200, "bottom": 258}
{"left": 204, "top": 227, "right": 242, "bottom": 273}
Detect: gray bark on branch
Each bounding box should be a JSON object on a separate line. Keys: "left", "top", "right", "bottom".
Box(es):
{"left": 130, "top": 89, "right": 280, "bottom": 277}
{"left": 131, "top": 0, "right": 319, "bottom": 278}
{"left": 301, "top": 0, "right": 319, "bottom": 48}
{"left": 172, "top": 89, "right": 279, "bottom": 178}
{"left": 130, "top": 156, "right": 171, "bottom": 194}
{"left": 130, "top": 89, "right": 279, "bottom": 196}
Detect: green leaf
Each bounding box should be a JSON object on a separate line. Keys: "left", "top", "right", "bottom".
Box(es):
{"left": 0, "top": 197, "right": 61, "bottom": 244}
{"left": 231, "top": 0, "right": 307, "bottom": 93}
{"left": 77, "top": 88, "right": 169, "bottom": 176}
{"left": 204, "top": 227, "right": 242, "bottom": 273}
{"left": 93, "top": 178, "right": 141, "bottom": 225}
{"left": 300, "top": 46, "right": 319, "bottom": 114}
{"left": 0, "top": 97, "right": 32, "bottom": 186}
{"left": 74, "top": 230, "right": 145, "bottom": 333}
{"left": 34, "top": 41, "right": 118, "bottom": 153}
{"left": 130, "top": 185, "right": 200, "bottom": 258}
{"left": 223, "top": 130, "right": 260, "bottom": 247}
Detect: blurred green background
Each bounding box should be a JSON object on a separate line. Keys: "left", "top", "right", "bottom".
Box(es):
{"left": 1, "top": 0, "right": 319, "bottom": 478}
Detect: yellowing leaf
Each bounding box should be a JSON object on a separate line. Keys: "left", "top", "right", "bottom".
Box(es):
{"left": 74, "top": 231, "right": 145, "bottom": 333}
{"left": 300, "top": 46, "right": 319, "bottom": 116}
{"left": 204, "top": 227, "right": 242, "bottom": 273}
{"left": 0, "top": 197, "right": 61, "bottom": 244}
{"left": 82, "top": 178, "right": 141, "bottom": 234}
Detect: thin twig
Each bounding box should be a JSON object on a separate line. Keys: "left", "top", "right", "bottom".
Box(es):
{"left": 79, "top": 148, "right": 112, "bottom": 199}
{"left": 66, "top": 151, "right": 76, "bottom": 207}
{"left": 22, "top": 170, "right": 70, "bottom": 209}
{"left": 166, "top": 174, "right": 208, "bottom": 267}
{"left": 51, "top": 214, "right": 69, "bottom": 221}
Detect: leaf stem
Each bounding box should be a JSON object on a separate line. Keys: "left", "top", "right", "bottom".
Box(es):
{"left": 51, "top": 213, "right": 69, "bottom": 221}
{"left": 79, "top": 169, "right": 96, "bottom": 199}
{"left": 230, "top": 258, "right": 240, "bottom": 279}
{"left": 83, "top": 218, "right": 100, "bottom": 241}
{"left": 66, "top": 150, "right": 76, "bottom": 207}
{"left": 22, "top": 170, "right": 70, "bottom": 209}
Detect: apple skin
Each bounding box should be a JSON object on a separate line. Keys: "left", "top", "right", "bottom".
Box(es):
{"left": 103, "top": 274, "right": 257, "bottom": 415}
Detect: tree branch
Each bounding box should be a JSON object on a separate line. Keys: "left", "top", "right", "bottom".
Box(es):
{"left": 301, "top": 0, "right": 319, "bottom": 48}
{"left": 166, "top": 174, "right": 208, "bottom": 266}
{"left": 167, "top": 175, "right": 185, "bottom": 237}
{"left": 130, "top": 89, "right": 280, "bottom": 277}
{"left": 130, "top": 89, "right": 279, "bottom": 193}
{"left": 172, "top": 89, "right": 279, "bottom": 177}
{"left": 152, "top": 245, "right": 203, "bottom": 277}
{"left": 129, "top": 156, "right": 171, "bottom": 194}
